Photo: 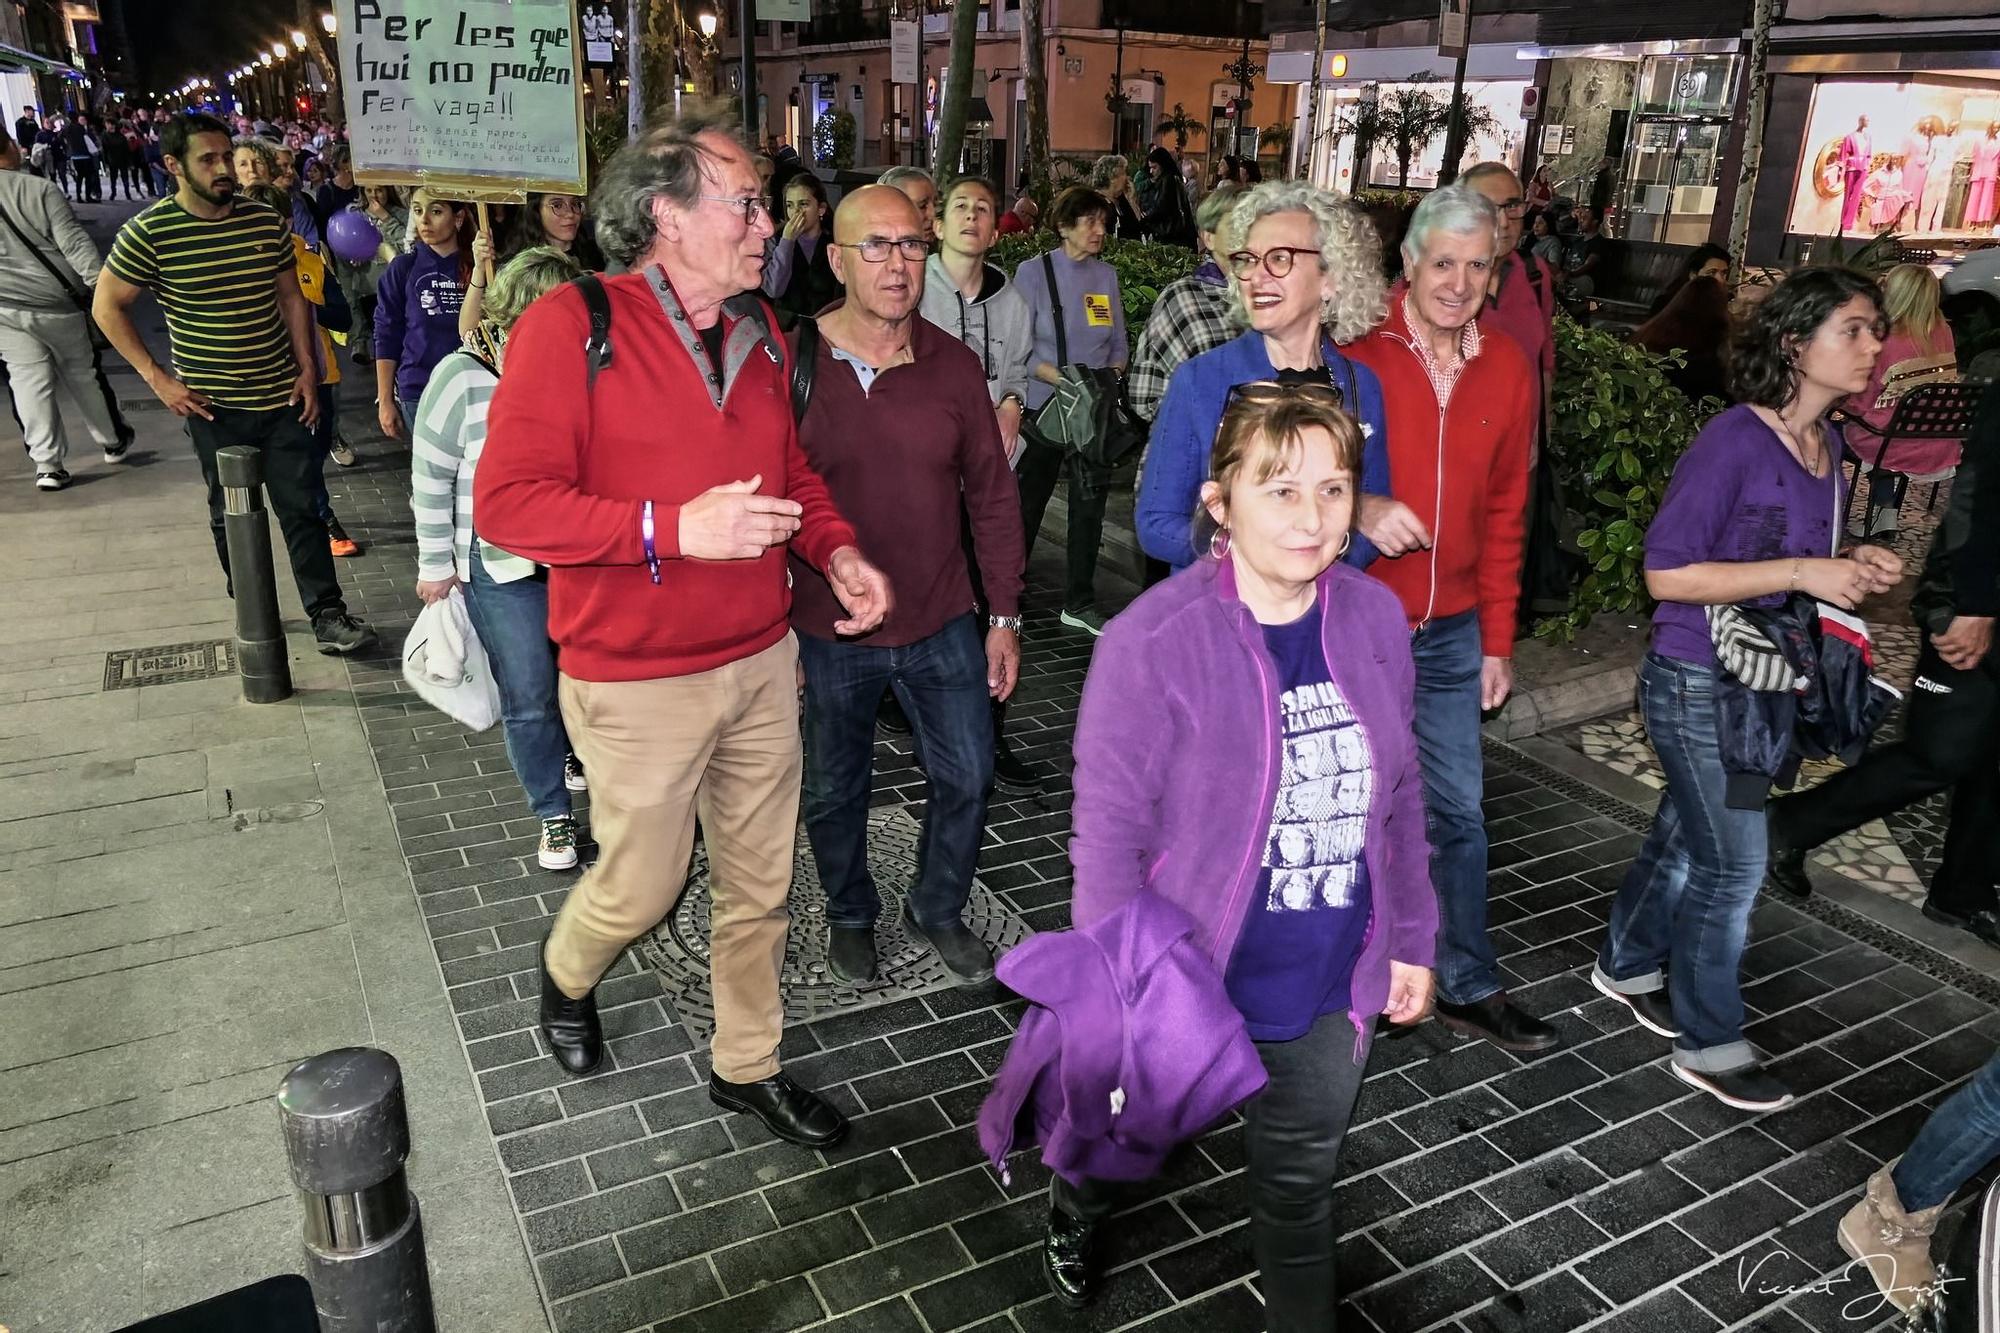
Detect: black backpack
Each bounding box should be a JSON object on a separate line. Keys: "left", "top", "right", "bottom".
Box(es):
{"left": 573, "top": 273, "right": 815, "bottom": 420}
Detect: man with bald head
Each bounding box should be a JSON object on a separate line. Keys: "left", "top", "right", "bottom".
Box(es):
{"left": 790, "top": 185, "right": 1026, "bottom": 987}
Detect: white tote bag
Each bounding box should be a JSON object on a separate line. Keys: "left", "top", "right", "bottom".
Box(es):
{"left": 402, "top": 587, "right": 501, "bottom": 732}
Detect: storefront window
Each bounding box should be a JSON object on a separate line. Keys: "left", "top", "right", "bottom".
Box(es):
{"left": 1633, "top": 55, "right": 1739, "bottom": 118}
{"left": 1358, "top": 78, "right": 1527, "bottom": 190}
{"left": 1616, "top": 53, "right": 1741, "bottom": 243}
{"left": 1786, "top": 76, "right": 2000, "bottom": 240}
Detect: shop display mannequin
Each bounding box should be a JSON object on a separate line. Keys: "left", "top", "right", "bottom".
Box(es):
{"left": 1839, "top": 115, "right": 1872, "bottom": 232}
{"left": 1970, "top": 124, "right": 2000, "bottom": 229}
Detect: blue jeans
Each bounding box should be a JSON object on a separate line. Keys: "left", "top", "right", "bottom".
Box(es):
{"left": 399, "top": 396, "right": 421, "bottom": 440}
{"left": 800, "top": 614, "right": 994, "bottom": 930}
{"left": 1894, "top": 1051, "right": 2000, "bottom": 1211}
{"left": 1411, "top": 610, "right": 1498, "bottom": 1006}
{"left": 461, "top": 559, "right": 571, "bottom": 821}
{"left": 1599, "top": 653, "right": 1764, "bottom": 1072}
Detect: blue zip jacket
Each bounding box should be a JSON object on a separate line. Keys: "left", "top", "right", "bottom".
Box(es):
{"left": 1135, "top": 328, "right": 1391, "bottom": 570}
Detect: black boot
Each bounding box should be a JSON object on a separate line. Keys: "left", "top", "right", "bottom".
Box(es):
{"left": 992, "top": 729, "right": 1047, "bottom": 796}
{"left": 1765, "top": 807, "right": 1813, "bottom": 899}
{"left": 538, "top": 944, "right": 603, "bottom": 1076}
{"left": 1043, "top": 1206, "right": 1100, "bottom": 1308}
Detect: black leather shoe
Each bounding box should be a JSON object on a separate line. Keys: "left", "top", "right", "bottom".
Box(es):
{"left": 876, "top": 692, "right": 912, "bottom": 736}
{"left": 1436, "top": 993, "right": 1559, "bottom": 1052}
{"left": 1043, "top": 1206, "right": 1099, "bottom": 1308}
{"left": 1590, "top": 967, "right": 1677, "bottom": 1038}
{"left": 538, "top": 945, "right": 603, "bottom": 1076}
{"left": 901, "top": 901, "right": 994, "bottom": 984}
{"left": 708, "top": 1071, "right": 848, "bottom": 1147}
{"left": 828, "top": 925, "right": 880, "bottom": 986}
{"left": 1923, "top": 900, "right": 2000, "bottom": 949}
{"left": 992, "top": 737, "right": 1048, "bottom": 796}
{"left": 1765, "top": 845, "right": 1813, "bottom": 899}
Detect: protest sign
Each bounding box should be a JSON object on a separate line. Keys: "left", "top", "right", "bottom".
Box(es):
{"left": 338, "top": 0, "right": 587, "bottom": 200}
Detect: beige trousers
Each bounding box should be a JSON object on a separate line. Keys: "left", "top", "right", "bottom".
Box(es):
{"left": 545, "top": 634, "right": 801, "bottom": 1083}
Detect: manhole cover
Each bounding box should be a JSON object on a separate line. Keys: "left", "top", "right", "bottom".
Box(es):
{"left": 638, "top": 808, "right": 1029, "bottom": 1035}
{"left": 103, "top": 639, "right": 236, "bottom": 690}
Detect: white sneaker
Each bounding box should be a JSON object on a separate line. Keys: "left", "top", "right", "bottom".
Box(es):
{"left": 538, "top": 816, "right": 580, "bottom": 871}
{"left": 563, "top": 755, "right": 588, "bottom": 792}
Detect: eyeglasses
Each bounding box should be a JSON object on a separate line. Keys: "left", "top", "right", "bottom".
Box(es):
{"left": 837, "top": 238, "right": 930, "bottom": 263}
{"left": 698, "top": 193, "right": 772, "bottom": 224}
{"left": 1225, "top": 379, "right": 1345, "bottom": 409}
{"left": 1494, "top": 196, "right": 1528, "bottom": 216}
{"left": 1226, "top": 246, "right": 1322, "bottom": 280}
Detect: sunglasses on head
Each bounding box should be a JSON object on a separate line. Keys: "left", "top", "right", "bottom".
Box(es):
{"left": 1225, "top": 379, "right": 1345, "bottom": 409}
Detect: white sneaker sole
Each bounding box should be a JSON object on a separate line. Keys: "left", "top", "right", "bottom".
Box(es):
{"left": 1668, "top": 1060, "right": 1795, "bottom": 1112}
{"left": 564, "top": 774, "right": 588, "bottom": 793}
{"left": 1058, "top": 611, "right": 1103, "bottom": 637}
{"left": 1591, "top": 968, "right": 1677, "bottom": 1038}
{"left": 538, "top": 845, "right": 579, "bottom": 871}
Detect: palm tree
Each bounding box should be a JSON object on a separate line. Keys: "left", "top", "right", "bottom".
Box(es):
{"left": 1155, "top": 102, "right": 1207, "bottom": 155}
{"left": 1366, "top": 82, "right": 1451, "bottom": 189}
{"left": 1020, "top": 0, "right": 1052, "bottom": 201}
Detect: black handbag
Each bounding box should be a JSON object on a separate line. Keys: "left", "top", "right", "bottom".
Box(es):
{"left": 1029, "top": 252, "right": 1144, "bottom": 470}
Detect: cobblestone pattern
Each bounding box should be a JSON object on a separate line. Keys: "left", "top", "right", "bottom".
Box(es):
{"left": 324, "top": 432, "right": 1994, "bottom": 1333}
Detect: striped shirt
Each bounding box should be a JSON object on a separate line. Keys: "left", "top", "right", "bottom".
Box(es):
{"left": 106, "top": 196, "right": 297, "bottom": 410}
{"left": 409, "top": 350, "right": 534, "bottom": 585}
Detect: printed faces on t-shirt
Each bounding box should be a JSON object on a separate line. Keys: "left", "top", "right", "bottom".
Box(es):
{"left": 1263, "top": 680, "right": 1372, "bottom": 913}
{"left": 416, "top": 269, "right": 466, "bottom": 320}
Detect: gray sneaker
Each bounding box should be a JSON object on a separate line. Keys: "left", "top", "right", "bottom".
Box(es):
{"left": 35, "top": 469, "right": 70, "bottom": 492}
{"left": 1059, "top": 607, "right": 1108, "bottom": 637}
{"left": 312, "top": 610, "right": 377, "bottom": 655}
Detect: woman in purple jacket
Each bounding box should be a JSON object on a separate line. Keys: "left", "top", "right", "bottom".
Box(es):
{"left": 1048, "top": 388, "right": 1438, "bottom": 1327}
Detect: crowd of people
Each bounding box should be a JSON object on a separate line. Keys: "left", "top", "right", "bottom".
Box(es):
{"left": 14, "top": 101, "right": 1998, "bottom": 1326}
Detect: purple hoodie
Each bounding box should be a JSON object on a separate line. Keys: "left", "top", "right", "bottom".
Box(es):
{"left": 1069, "top": 555, "right": 1438, "bottom": 1056}
{"left": 375, "top": 244, "right": 467, "bottom": 403}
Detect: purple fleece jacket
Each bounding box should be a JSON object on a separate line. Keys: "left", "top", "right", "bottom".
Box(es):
{"left": 1069, "top": 555, "right": 1438, "bottom": 1057}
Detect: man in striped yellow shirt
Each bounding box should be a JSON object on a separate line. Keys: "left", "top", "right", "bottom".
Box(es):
{"left": 93, "top": 112, "right": 373, "bottom": 653}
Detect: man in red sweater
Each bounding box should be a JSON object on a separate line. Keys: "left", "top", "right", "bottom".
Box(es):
{"left": 792, "top": 186, "right": 1026, "bottom": 987}
{"left": 1347, "top": 185, "right": 1553, "bottom": 1054}
{"left": 474, "top": 111, "right": 891, "bottom": 1149}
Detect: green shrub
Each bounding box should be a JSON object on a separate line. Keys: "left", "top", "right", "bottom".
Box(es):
{"left": 1539, "top": 315, "right": 1720, "bottom": 641}
{"left": 987, "top": 235, "right": 1199, "bottom": 352}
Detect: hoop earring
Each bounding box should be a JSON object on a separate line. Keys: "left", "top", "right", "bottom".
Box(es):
{"left": 1337, "top": 532, "right": 1352, "bottom": 559}
{"left": 1209, "top": 527, "right": 1231, "bottom": 561}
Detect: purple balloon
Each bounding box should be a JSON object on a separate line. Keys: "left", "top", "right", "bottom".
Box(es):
{"left": 326, "top": 210, "right": 384, "bottom": 265}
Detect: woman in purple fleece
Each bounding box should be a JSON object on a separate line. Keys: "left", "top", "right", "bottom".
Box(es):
{"left": 1047, "top": 388, "right": 1439, "bottom": 1328}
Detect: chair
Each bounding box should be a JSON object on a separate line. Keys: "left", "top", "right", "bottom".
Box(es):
{"left": 1835, "top": 379, "right": 1990, "bottom": 531}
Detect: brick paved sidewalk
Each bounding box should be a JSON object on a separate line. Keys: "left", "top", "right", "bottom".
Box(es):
{"left": 318, "top": 402, "right": 1997, "bottom": 1333}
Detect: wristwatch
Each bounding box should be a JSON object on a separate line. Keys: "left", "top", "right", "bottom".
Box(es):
{"left": 989, "top": 615, "right": 1023, "bottom": 632}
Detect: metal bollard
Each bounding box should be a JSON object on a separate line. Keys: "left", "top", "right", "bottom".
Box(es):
{"left": 277, "top": 1047, "right": 437, "bottom": 1333}
{"left": 217, "top": 445, "right": 293, "bottom": 704}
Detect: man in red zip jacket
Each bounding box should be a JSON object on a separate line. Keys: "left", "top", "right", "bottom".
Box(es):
{"left": 475, "top": 110, "right": 892, "bottom": 1149}
{"left": 1346, "top": 185, "right": 1553, "bottom": 1053}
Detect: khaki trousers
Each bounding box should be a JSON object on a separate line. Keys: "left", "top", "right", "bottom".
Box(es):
{"left": 545, "top": 634, "right": 801, "bottom": 1083}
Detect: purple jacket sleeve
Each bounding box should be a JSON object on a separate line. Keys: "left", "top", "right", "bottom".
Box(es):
{"left": 1375, "top": 603, "right": 1439, "bottom": 969}
{"left": 1068, "top": 618, "right": 1173, "bottom": 932}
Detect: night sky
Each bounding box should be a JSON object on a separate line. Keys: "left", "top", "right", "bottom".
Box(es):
{"left": 128, "top": 0, "right": 309, "bottom": 96}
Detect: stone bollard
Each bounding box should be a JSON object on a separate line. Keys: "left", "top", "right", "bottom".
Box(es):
{"left": 276, "top": 1047, "right": 437, "bottom": 1333}
{"left": 217, "top": 445, "right": 293, "bottom": 703}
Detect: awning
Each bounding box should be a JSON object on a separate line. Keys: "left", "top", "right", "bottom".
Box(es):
{"left": 0, "top": 41, "right": 79, "bottom": 78}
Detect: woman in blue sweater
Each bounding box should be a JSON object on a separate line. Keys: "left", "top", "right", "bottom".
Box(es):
{"left": 1136, "top": 181, "right": 1395, "bottom": 570}
{"left": 375, "top": 188, "right": 475, "bottom": 440}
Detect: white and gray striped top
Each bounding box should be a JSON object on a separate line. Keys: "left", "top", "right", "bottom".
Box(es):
{"left": 409, "top": 350, "right": 536, "bottom": 585}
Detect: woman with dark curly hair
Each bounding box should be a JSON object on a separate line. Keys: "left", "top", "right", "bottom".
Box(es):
{"left": 1592, "top": 267, "right": 1904, "bottom": 1112}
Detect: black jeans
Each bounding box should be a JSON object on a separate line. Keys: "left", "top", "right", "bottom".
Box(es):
{"left": 69, "top": 157, "right": 99, "bottom": 202}
{"left": 1015, "top": 436, "right": 1108, "bottom": 614}
{"left": 186, "top": 405, "right": 346, "bottom": 621}
{"left": 1770, "top": 635, "right": 2000, "bottom": 916}
{"left": 1051, "top": 1010, "right": 1369, "bottom": 1332}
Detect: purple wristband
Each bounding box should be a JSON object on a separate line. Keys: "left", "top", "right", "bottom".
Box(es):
{"left": 642, "top": 500, "right": 660, "bottom": 585}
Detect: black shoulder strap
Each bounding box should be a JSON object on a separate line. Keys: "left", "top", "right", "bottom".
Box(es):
{"left": 1041, "top": 252, "right": 1068, "bottom": 369}
{"left": 575, "top": 273, "right": 613, "bottom": 391}
{"left": 790, "top": 315, "right": 819, "bottom": 422}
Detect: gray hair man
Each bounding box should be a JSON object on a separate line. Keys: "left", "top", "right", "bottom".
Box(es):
{"left": 0, "top": 125, "right": 132, "bottom": 491}
{"left": 1460, "top": 161, "right": 1555, "bottom": 421}
{"left": 1345, "top": 185, "right": 1547, "bottom": 1054}
{"left": 878, "top": 164, "right": 937, "bottom": 243}
{"left": 474, "top": 109, "right": 892, "bottom": 1149}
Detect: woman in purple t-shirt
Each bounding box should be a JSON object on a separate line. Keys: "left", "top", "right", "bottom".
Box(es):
{"left": 1593, "top": 268, "right": 1903, "bottom": 1113}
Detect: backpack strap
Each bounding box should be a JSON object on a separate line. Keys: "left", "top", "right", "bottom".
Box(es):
{"left": 575, "top": 273, "right": 613, "bottom": 391}
{"left": 790, "top": 315, "right": 820, "bottom": 422}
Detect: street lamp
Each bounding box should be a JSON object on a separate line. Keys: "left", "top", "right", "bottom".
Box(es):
{"left": 697, "top": 8, "right": 718, "bottom": 39}
{"left": 322, "top": 12, "right": 337, "bottom": 35}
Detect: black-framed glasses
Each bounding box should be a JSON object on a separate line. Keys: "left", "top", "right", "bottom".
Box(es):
{"left": 1225, "top": 379, "right": 1345, "bottom": 409}
{"left": 1493, "top": 196, "right": 1528, "bottom": 216}
{"left": 1226, "top": 246, "right": 1322, "bottom": 279}
{"left": 698, "top": 193, "right": 772, "bottom": 224}
{"left": 837, "top": 237, "right": 930, "bottom": 263}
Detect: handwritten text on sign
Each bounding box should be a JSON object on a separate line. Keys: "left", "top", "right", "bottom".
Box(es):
{"left": 340, "top": 0, "right": 583, "bottom": 191}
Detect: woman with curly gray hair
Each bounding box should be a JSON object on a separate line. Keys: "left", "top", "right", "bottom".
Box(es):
{"left": 1135, "top": 179, "right": 1393, "bottom": 571}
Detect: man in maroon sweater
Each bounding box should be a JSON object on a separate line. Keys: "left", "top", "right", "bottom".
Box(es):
{"left": 474, "top": 112, "right": 891, "bottom": 1149}
{"left": 792, "top": 187, "right": 1026, "bottom": 987}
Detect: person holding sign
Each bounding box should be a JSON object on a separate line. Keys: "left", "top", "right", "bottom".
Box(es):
{"left": 474, "top": 109, "right": 892, "bottom": 1149}
{"left": 461, "top": 193, "right": 603, "bottom": 339}
{"left": 375, "top": 188, "right": 474, "bottom": 440}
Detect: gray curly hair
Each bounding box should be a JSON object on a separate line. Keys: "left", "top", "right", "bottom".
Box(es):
{"left": 591, "top": 104, "right": 747, "bottom": 269}
{"left": 1090, "top": 154, "right": 1129, "bottom": 188}
{"left": 1224, "top": 181, "right": 1387, "bottom": 346}
{"left": 1400, "top": 184, "right": 1500, "bottom": 270}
